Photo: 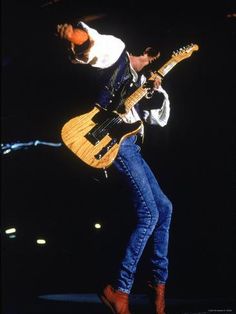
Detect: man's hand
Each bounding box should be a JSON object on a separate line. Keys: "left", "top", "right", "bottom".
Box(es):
{"left": 153, "top": 75, "right": 162, "bottom": 90}
{"left": 57, "top": 24, "right": 73, "bottom": 40}
{"left": 56, "top": 24, "right": 89, "bottom": 45}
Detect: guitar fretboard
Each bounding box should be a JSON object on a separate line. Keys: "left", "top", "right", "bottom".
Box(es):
{"left": 157, "top": 59, "right": 178, "bottom": 77}
{"left": 124, "top": 87, "right": 147, "bottom": 112}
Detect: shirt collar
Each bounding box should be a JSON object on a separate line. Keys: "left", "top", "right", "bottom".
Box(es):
{"left": 126, "top": 52, "right": 138, "bottom": 82}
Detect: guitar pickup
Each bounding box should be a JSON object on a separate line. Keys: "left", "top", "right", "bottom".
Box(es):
{"left": 95, "top": 138, "right": 117, "bottom": 160}
{"left": 85, "top": 131, "right": 100, "bottom": 145}
{"left": 85, "top": 129, "right": 109, "bottom": 145}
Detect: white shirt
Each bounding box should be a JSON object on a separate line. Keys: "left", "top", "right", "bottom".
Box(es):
{"left": 75, "top": 22, "right": 170, "bottom": 131}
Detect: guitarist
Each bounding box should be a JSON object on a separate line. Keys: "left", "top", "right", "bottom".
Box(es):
{"left": 57, "top": 21, "right": 173, "bottom": 314}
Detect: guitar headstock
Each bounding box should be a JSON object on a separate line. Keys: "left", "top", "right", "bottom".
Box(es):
{"left": 172, "top": 44, "right": 199, "bottom": 62}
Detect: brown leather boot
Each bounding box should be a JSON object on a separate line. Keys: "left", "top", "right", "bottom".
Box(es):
{"left": 148, "top": 282, "right": 166, "bottom": 314}
{"left": 99, "top": 284, "right": 132, "bottom": 314}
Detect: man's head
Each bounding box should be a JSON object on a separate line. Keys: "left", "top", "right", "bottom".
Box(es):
{"left": 129, "top": 46, "right": 161, "bottom": 72}
{"left": 143, "top": 47, "right": 160, "bottom": 64}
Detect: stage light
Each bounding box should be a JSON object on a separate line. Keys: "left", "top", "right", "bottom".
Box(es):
{"left": 36, "top": 239, "right": 46, "bottom": 245}
{"left": 5, "top": 227, "right": 16, "bottom": 234}
{"left": 94, "top": 223, "right": 101, "bottom": 229}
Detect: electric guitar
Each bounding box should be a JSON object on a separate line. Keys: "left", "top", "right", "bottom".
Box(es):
{"left": 61, "top": 44, "right": 199, "bottom": 169}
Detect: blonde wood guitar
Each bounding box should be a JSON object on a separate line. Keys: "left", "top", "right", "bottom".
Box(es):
{"left": 61, "top": 44, "right": 199, "bottom": 169}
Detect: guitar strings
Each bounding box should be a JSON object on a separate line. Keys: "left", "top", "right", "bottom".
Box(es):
{"left": 92, "top": 116, "right": 121, "bottom": 136}
{"left": 92, "top": 116, "right": 121, "bottom": 138}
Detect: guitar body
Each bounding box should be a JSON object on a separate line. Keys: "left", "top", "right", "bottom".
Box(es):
{"left": 61, "top": 105, "right": 142, "bottom": 169}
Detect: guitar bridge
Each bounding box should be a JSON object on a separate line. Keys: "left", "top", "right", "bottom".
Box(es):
{"left": 95, "top": 138, "right": 117, "bottom": 160}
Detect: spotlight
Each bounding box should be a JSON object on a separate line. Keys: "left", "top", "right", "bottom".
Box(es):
{"left": 94, "top": 223, "right": 102, "bottom": 229}
{"left": 5, "top": 228, "right": 16, "bottom": 234}
{"left": 36, "top": 239, "right": 46, "bottom": 245}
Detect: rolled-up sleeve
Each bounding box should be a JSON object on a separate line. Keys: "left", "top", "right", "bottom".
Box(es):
{"left": 143, "top": 86, "right": 170, "bottom": 127}
{"left": 76, "top": 22, "right": 125, "bottom": 69}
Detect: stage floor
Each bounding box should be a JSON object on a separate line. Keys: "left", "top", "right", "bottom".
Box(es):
{"left": 3, "top": 293, "right": 235, "bottom": 314}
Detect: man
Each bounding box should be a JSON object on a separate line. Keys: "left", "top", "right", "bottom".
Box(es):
{"left": 57, "top": 21, "right": 173, "bottom": 314}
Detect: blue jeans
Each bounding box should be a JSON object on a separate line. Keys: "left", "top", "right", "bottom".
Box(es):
{"left": 112, "top": 135, "right": 173, "bottom": 294}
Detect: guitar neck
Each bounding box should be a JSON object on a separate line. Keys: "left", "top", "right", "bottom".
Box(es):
{"left": 123, "top": 86, "right": 148, "bottom": 112}
{"left": 123, "top": 57, "right": 177, "bottom": 112}
{"left": 156, "top": 57, "right": 178, "bottom": 77}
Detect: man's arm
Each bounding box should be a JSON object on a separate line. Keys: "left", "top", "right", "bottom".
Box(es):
{"left": 56, "top": 21, "right": 125, "bottom": 68}
{"left": 143, "top": 86, "right": 171, "bottom": 127}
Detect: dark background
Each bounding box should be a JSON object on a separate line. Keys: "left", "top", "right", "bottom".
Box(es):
{"left": 1, "top": 0, "right": 236, "bottom": 310}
